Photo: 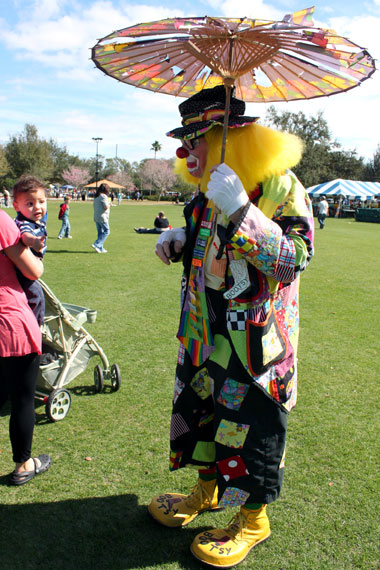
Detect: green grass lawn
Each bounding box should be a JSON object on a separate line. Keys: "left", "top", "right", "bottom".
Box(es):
{"left": 0, "top": 202, "right": 379, "bottom": 570}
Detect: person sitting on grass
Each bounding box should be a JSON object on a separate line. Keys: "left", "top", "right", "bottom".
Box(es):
{"left": 134, "top": 211, "right": 171, "bottom": 234}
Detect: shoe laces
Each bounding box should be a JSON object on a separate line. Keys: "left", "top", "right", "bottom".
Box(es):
{"left": 224, "top": 511, "right": 246, "bottom": 541}
{"left": 185, "top": 482, "right": 212, "bottom": 508}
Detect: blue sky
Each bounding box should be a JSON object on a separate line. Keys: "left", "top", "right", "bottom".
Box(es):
{"left": 1, "top": 0, "right": 379, "bottom": 165}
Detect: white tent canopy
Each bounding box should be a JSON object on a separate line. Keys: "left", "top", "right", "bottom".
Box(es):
{"left": 307, "top": 179, "right": 380, "bottom": 200}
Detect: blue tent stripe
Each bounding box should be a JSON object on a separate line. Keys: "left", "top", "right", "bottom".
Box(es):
{"left": 307, "top": 179, "right": 380, "bottom": 198}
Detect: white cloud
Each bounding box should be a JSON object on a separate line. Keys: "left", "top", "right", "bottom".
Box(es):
{"left": 2, "top": 1, "right": 380, "bottom": 163}
{"left": 30, "top": 0, "right": 64, "bottom": 20}
{"left": 328, "top": 15, "right": 380, "bottom": 57}
{"left": 2, "top": 1, "right": 185, "bottom": 82}
{"left": 129, "top": 88, "right": 183, "bottom": 113}
{"left": 252, "top": 76, "right": 380, "bottom": 160}
{"left": 367, "top": 0, "right": 380, "bottom": 11}
{"left": 206, "top": 0, "right": 283, "bottom": 20}
{"left": 46, "top": 85, "right": 182, "bottom": 160}
{"left": 4, "top": 76, "right": 36, "bottom": 89}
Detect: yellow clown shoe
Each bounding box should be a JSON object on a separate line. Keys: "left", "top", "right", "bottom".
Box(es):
{"left": 148, "top": 478, "right": 220, "bottom": 528}
{"left": 190, "top": 505, "right": 270, "bottom": 568}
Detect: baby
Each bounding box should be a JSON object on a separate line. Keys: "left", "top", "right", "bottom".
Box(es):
{"left": 12, "top": 175, "right": 47, "bottom": 326}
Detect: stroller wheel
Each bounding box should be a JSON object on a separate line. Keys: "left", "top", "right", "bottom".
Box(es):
{"left": 94, "top": 365, "right": 104, "bottom": 392}
{"left": 46, "top": 389, "right": 71, "bottom": 422}
{"left": 110, "top": 364, "right": 121, "bottom": 391}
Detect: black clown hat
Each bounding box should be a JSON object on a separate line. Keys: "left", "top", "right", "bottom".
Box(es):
{"left": 166, "top": 85, "right": 258, "bottom": 140}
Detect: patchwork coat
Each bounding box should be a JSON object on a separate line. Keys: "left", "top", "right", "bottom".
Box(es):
{"left": 177, "top": 170, "right": 314, "bottom": 412}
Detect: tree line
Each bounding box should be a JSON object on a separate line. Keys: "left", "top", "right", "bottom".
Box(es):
{"left": 0, "top": 125, "right": 194, "bottom": 199}
{"left": 265, "top": 107, "right": 380, "bottom": 188}
{"left": 1, "top": 111, "right": 379, "bottom": 197}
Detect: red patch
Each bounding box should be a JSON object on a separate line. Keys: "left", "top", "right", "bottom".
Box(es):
{"left": 217, "top": 455, "right": 249, "bottom": 482}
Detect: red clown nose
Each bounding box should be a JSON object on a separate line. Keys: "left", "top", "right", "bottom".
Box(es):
{"left": 176, "top": 146, "right": 189, "bottom": 159}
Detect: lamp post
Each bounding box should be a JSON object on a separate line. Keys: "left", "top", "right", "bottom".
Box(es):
{"left": 92, "top": 137, "right": 103, "bottom": 190}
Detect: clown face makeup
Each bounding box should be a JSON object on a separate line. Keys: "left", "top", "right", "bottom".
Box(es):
{"left": 176, "top": 136, "right": 208, "bottom": 178}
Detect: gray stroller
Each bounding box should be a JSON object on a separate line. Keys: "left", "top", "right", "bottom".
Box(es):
{"left": 35, "top": 280, "right": 121, "bottom": 422}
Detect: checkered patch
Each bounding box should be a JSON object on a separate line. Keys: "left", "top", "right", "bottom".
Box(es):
{"left": 169, "top": 450, "right": 183, "bottom": 470}
{"left": 227, "top": 310, "right": 247, "bottom": 331}
{"left": 275, "top": 240, "right": 296, "bottom": 282}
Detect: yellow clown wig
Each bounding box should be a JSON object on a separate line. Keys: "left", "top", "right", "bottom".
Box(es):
{"left": 174, "top": 123, "right": 304, "bottom": 194}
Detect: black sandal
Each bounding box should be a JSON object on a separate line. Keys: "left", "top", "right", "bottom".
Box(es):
{"left": 9, "top": 454, "right": 52, "bottom": 486}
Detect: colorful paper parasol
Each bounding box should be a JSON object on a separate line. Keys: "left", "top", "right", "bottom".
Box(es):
{"left": 91, "top": 7, "right": 375, "bottom": 159}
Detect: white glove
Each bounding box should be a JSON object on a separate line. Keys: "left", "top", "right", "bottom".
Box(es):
{"left": 206, "top": 163, "right": 248, "bottom": 217}
{"left": 155, "top": 227, "right": 186, "bottom": 265}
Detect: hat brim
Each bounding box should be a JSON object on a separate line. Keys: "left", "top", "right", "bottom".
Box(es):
{"left": 166, "top": 116, "right": 259, "bottom": 140}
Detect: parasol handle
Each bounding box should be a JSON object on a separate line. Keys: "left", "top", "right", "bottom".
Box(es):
{"left": 221, "top": 78, "right": 234, "bottom": 163}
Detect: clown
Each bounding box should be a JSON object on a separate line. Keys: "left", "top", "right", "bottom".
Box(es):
{"left": 150, "top": 85, "right": 314, "bottom": 568}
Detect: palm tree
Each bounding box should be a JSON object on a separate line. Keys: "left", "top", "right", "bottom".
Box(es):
{"left": 151, "top": 140, "right": 162, "bottom": 159}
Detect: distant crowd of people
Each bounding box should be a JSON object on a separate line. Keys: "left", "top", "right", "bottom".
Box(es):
{"left": 311, "top": 195, "right": 380, "bottom": 220}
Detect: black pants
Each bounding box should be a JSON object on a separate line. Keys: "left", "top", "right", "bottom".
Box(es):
{"left": 136, "top": 228, "right": 163, "bottom": 234}
{"left": 170, "top": 289, "right": 287, "bottom": 506}
{"left": 0, "top": 353, "right": 40, "bottom": 463}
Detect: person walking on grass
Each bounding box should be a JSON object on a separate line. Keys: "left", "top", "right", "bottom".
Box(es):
{"left": 58, "top": 195, "right": 72, "bottom": 239}
{"left": 3, "top": 187, "right": 10, "bottom": 207}
{"left": 317, "top": 195, "right": 329, "bottom": 229}
{"left": 149, "top": 85, "right": 314, "bottom": 568}
{"left": 92, "top": 183, "right": 110, "bottom": 253}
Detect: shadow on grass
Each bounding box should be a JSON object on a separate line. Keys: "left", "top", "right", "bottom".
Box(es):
{"left": 69, "top": 385, "right": 118, "bottom": 396}
{"left": 46, "top": 250, "right": 96, "bottom": 254}
{"left": 1, "top": 387, "right": 114, "bottom": 426}
{"left": 0, "top": 401, "right": 55, "bottom": 425}
{"left": 0, "top": 493, "right": 207, "bottom": 570}
{"left": 69, "top": 385, "right": 99, "bottom": 396}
